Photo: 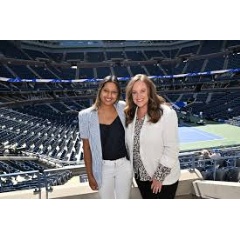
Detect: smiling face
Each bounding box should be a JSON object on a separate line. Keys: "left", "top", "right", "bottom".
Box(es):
{"left": 100, "top": 82, "right": 119, "bottom": 107}
{"left": 131, "top": 80, "right": 149, "bottom": 111}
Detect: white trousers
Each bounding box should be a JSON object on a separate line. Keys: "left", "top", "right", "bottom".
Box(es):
{"left": 98, "top": 157, "right": 132, "bottom": 199}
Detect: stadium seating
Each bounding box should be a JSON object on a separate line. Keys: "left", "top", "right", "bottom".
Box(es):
{"left": 1, "top": 40, "right": 240, "bottom": 197}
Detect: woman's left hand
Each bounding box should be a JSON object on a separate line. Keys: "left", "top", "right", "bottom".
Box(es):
{"left": 151, "top": 178, "right": 163, "bottom": 194}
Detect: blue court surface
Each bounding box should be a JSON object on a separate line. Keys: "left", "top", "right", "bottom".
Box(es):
{"left": 179, "top": 126, "right": 223, "bottom": 144}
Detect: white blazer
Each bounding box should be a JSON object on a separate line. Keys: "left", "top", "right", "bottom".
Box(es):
{"left": 125, "top": 104, "right": 180, "bottom": 185}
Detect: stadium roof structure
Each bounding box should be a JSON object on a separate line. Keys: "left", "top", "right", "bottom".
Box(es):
{"left": 19, "top": 40, "right": 198, "bottom": 49}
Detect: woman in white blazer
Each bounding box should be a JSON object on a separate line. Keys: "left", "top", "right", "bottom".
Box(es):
{"left": 124, "top": 74, "right": 180, "bottom": 199}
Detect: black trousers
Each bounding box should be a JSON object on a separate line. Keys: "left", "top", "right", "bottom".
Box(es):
{"left": 135, "top": 177, "right": 179, "bottom": 199}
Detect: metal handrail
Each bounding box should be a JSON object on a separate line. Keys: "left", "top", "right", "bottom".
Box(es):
{"left": 0, "top": 170, "right": 42, "bottom": 198}
{"left": 43, "top": 165, "right": 84, "bottom": 199}
{"left": 180, "top": 154, "right": 240, "bottom": 180}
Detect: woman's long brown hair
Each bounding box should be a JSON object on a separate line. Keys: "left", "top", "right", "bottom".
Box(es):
{"left": 124, "top": 74, "right": 165, "bottom": 126}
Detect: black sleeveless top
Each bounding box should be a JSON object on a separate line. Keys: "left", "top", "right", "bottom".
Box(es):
{"left": 100, "top": 116, "right": 128, "bottom": 160}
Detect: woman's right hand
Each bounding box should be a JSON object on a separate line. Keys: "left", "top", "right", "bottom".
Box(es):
{"left": 88, "top": 175, "right": 98, "bottom": 191}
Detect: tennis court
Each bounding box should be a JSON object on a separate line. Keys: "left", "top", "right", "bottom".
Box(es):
{"left": 179, "top": 123, "right": 240, "bottom": 151}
